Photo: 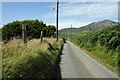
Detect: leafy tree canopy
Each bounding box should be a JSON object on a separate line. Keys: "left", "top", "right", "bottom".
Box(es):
{"left": 2, "top": 19, "right": 56, "bottom": 41}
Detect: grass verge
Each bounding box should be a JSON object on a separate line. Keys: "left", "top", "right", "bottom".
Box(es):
{"left": 72, "top": 41, "right": 118, "bottom": 75}
{"left": 2, "top": 38, "right": 64, "bottom": 79}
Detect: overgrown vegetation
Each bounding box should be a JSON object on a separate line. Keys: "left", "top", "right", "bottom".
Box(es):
{"left": 2, "top": 20, "right": 56, "bottom": 41}
{"left": 71, "top": 25, "right": 120, "bottom": 73}
{"left": 59, "top": 28, "right": 89, "bottom": 40}
{"left": 2, "top": 38, "right": 63, "bottom": 79}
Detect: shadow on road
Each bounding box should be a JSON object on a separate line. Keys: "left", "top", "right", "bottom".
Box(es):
{"left": 55, "top": 42, "right": 65, "bottom": 80}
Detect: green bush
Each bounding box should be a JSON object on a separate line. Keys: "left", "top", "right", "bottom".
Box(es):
{"left": 108, "top": 36, "right": 119, "bottom": 49}
{"left": 2, "top": 20, "right": 56, "bottom": 41}
{"left": 72, "top": 25, "right": 120, "bottom": 73}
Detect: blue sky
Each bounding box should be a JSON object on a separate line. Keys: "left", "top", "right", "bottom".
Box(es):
{"left": 1, "top": 0, "right": 120, "bottom": 2}
{"left": 1, "top": 2, "right": 118, "bottom": 29}
{"left": 2, "top": 2, "right": 56, "bottom": 25}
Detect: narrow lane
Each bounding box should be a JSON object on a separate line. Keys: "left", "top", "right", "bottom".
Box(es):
{"left": 60, "top": 41, "right": 118, "bottom": 78}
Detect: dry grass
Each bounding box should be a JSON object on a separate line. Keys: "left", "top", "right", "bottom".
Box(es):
{"left": 2, "top": 38, "right": 57, "bottom": 58}
{"left": 2, "top": 38, "right": 63, "bottom": 78}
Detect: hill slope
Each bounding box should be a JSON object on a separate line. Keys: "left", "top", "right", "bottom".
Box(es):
{"left": 72, "top": 25, "right": 120, "bottom": 74}
{"left": 82, "top": 19, "right": 118, "bottom": 31}
{"left": 59, "top": 20, "right": 119, "bottom": 74}
{"left": 59, "top": 19, "right": 118, "bottom": 39}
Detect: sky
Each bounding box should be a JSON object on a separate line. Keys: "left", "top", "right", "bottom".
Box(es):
{"left": 0, "top": 1, "right": 119, "bottom": 30}
{"left": 1, "top": 0, "right": 120, "bottom": 2}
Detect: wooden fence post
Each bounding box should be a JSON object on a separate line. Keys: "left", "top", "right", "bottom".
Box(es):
{"left": 40, "top": 30, "right": 43, "bottom": 43}
{"left": 22, "top": 24, "right": 27, "bottom": 43}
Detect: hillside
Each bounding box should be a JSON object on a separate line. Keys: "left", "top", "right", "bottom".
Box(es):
{"left": 59, "top": 28, "right": 86, "bottom": 38}
{"left": 59, "top": 19, "right": 118, "bottom": 39}
{"left": 59, "top": 20, "right": 119, "bottom": 74}
{"left": 71, "top": 25, "right": 120, "bottom": 74}
{"left": 82, "top": 20, "right": 118, "bottom": 31}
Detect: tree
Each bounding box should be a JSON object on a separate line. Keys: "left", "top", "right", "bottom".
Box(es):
{"left": 2, "top": 20, "right": 56, "bottom": 42}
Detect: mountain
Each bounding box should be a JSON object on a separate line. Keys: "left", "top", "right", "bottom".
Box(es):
{"left": 59, "top": 19, "right": 118, "bottom": 38}
{"left": 81, "top": 19, "right": 118, "bottom": 31}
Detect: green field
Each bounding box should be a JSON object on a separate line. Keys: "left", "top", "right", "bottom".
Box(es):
{"left": 59, "top": 28, "right": 90, "bottom": 41}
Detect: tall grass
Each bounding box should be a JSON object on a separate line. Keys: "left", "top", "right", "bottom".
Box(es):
{"left": 2, "top": 38, "right": 63, "bottom": 79}
{"left": 72, "top": 38, "right": 119, "bottom": 75}
{"left": 71, "top": 25, "right": 119, "bottom": 74}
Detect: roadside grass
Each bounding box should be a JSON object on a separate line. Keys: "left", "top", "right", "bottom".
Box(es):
{"left": 2, "top": 38, "right": 63, "bottom": 78}
{"left": 72, "top": 35, "right": 118, "bottom": 75}
{"left": 59, "top": 25, "right": 120, "bottom": 76}
{"left": 85, "top": 46, "right": 118, "bottom": 73}
{"left": 70, "top": 25, "right": 120, "bottom": 75}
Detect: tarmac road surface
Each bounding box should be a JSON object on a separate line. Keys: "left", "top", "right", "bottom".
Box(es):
{"left": 60, "top": 41, "right": 118, "bottom": 79}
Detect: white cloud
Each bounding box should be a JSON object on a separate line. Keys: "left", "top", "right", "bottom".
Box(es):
{"left": 58, "top": 19, "right": 91, "bottom": 30}
{"left": 46, "top": 22, "right": 55, "bottom": 26}
{"left": 45, "top": 2, "right": 118, "bottom": 29}
{"left": 0, "top": 24, "right": 4, "bottom": 28}
{"left": 60, "top": 2, "right": 118, "bottom": 18}
{"left": 45, "top": 18, "right": 91, "bottom": 30}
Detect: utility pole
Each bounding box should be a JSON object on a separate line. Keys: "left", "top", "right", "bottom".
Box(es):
{"left": 56, "top": 0, "right": 59, "bottom": 41}
{"left": 22, "top": 24, "right": 27, "bottom": 43}
{"left": 71, "top": 25, "right": 72, "bottom": 41}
